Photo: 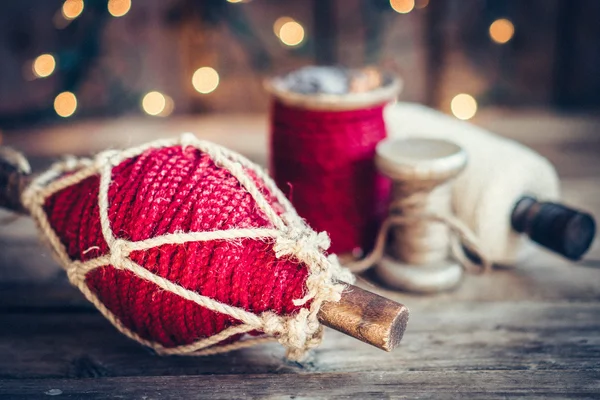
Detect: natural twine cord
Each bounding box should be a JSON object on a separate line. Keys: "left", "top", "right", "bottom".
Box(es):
{"left": 21, "top": 133, "right": 354, "bottom": 360}
{"left": 346, "top": 180, "right": 492, "bottom": 275}
{"left": 346, "top": 212, "right": 493, "bottom": 274}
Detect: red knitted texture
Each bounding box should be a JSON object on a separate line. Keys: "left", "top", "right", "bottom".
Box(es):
{"left": 270, "top": 101, "right": 390, "bottom": 255}
{"left": 43, "top": 145, "right": 309, "bottom": 348}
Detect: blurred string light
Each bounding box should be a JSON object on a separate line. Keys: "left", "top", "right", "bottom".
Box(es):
{"left": 54, "top": 92, "right": 78, "bottom": 118}
{"left": 489, "top": 18, "right": 514, "bottom": 44}
{"left": 273, "top": 17, "right": 294, "bottom": 38}
{"left": 108, "top": 0, "right": 131, "bottom": 17}
{"left": 142, "top": 91, "right": 174, "bottom": 117}
{"left": 142, "top": 91, "right": 166, "bottom": 116}
{"left": 62, "top": 0, "right": 84, "bottom": 20}
{"left": 32, "top": 54, "right": 56, "bottom": 78}
{"left": 451, "top": 94, "right": 477, "bottom": 120}
{"left": 277, "top": 19, "right": 305, "bottom": 47}
{"left": 192, "top": 67, "right": 220, "bottom": 94}
{"left": 390, "top": 0, "right": 415, "bottom": 14}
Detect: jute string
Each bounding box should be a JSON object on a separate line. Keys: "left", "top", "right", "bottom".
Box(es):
{"left": 21, "top": 133, "right": 354, "bottom": 360}
{"left": 347, "top": 180, "right": 492, "bottom": 274}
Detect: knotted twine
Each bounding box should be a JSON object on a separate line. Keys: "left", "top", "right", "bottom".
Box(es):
{"left": 346, "top": 192, "right": 493, "bottom": 274}
{"left": 21, "top": 133, "right": 353, "bottom": 360}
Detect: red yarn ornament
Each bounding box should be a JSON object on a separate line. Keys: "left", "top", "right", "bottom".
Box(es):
{"left": 270, "top": 101, "right": 391, "bottom": 255}
{"left": 45, "top": 146, "right": 308, "bottom": 347}
{"left": 24, "top": 136, "right": 350, "bottom": 358}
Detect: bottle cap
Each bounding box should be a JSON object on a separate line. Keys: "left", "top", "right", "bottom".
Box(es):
{"left": 511, "top": 196, "right": 596, "bottom": 261}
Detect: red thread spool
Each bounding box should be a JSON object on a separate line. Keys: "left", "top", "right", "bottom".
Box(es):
{"left": 267, "top": 68, "right": 401, "bottom": 256}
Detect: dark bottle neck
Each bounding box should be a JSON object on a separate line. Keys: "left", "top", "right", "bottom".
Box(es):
{"left": 511, "top": 196, "right": 596, "bottom": 261}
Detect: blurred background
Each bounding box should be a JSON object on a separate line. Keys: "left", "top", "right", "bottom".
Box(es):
{"left": 1, "top": 0, "right": 600, "bottom": 131}
{"left": 1, "top": 0, "right": 600, "bottom": 283}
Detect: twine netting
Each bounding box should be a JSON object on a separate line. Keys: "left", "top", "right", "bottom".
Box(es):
{"left": 22, "top": 133, "right": 354, "bottom": 360}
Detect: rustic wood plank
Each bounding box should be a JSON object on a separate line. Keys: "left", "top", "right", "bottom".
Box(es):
{"left": 1, "top": 370, "right": 599, "bottom": 400}
{"left": 1, "top": 299, "right": 599, "bottom": 379}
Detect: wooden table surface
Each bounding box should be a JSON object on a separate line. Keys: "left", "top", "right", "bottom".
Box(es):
{"left": 0, "top": 111, "right": 599, "bottom": 399}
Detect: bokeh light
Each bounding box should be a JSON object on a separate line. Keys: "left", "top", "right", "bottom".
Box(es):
{"left": 142, "top": 91, "right": 167, "bottom": 116}
{"left": 32, "top": 54, "right": 56, "bottom": 78}
{"left": 54, "top": 92, "right": 78, "bottom": 118}
{"left": 62, "top": 0, "right": 84, "bottom": 20}
{"left": 390, "top": 0, "right": 415, "bottom": 14}
{"left": 489, "top": 18, "right": 515, "bottom": 44}
{"left": 278, "top": 21, "right": 305, "bottom": 47}
{"left": 192, "top": 67, "right": 220, "bottom": 94}
{"left": 273, "top": 17, "right": 294, "bottom": 38}
{"left": 451, "top": 94, "right": 478, "bottom": 120}
{"left": 108, "top": 0, "right": 131, "bottom": 17}
{"left": 226, "top": 0, "right": 244, "bottom": 3}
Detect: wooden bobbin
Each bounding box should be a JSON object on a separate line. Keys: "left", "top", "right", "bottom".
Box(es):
{"left": 374, "top": 138, "right": 468, "bottom": 293}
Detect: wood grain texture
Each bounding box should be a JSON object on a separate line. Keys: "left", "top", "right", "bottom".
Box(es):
{"left": 0, "top": 111, "right": 599, "bottom": 398}
{"left": 1, "top": 295, "right": 599, "bottom": 379}
{"left": 1, "top": 371, "right": 599, "bottom": 400}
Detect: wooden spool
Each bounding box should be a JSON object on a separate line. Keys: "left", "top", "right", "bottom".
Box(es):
{"left": 374, "top": 138, "right": 468, "bottom": 293}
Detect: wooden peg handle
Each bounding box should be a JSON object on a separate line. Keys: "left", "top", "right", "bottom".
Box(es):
{"left": 318, "top": 284, "right": 409, "bottom": 351}
{"left": 0, "top": 147, "right": 409, "bottom": 352}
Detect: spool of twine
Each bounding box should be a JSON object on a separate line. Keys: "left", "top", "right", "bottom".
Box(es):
{"left": 267, "top": 67, "right": 402, "bottom": 256}
{"left": 389, "top": 178, "right": 456, "bottom": 265}
{"left": 347, "top": 137, "right": 491, "bottom": 292}
{"left": 20, "top": 134, "right": 352, "bottom": 360}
